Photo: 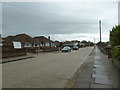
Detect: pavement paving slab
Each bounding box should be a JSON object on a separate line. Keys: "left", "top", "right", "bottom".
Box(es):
{"left": 94, "top": 71, "right": 110, "bottom": 75}
{"left": 81, "top": 70, "right": 94, "bottom": 74}
{"left": 90, "top": 84, "right": 113, "bottom": 88}
{"left": 74, "top": 82, "right": 90, "bottom": 88}
{"left": 76, "top": 77, "right": 94, "bottom": 83}
{"left": 93, "top": 68, "right": 110, "bottom": 72}
{"left": 95, "top": 78, "right": 113, "bottom": 85}
{"left": 92, "top": 74, "right": 109, "bottom": 79}
{"left": 79, "top": 73, "right": 92, "bottom": 78}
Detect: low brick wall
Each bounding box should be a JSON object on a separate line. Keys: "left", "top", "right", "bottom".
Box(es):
{"left": 2, "top": 48, "right": 27, "bottom": 58}
{"left": 26, "top": 48, "right": 36, "bottom": 53}
{"left": 43, "top": 47, "right": 59, "bottom": 52}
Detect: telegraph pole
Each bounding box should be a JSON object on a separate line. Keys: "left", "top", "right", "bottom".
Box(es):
{"left": 99, "top": 20, "right": 102, "bottom": 43}
{"left": 94, "top": 38, "right": 95, "bottom": 44}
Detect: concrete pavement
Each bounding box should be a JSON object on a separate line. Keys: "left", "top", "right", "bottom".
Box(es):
{"left": 2, "top": 47, "right": 94, "bottom": 88}
{"left": 73, "top": 47, "right": 119, "bottom": 88}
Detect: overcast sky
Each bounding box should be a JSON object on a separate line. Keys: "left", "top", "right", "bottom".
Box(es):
{"left": 2, "top": 1, "right": 118, "bottom": 42}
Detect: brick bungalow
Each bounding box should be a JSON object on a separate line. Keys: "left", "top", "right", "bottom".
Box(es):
{"left": 13, "top": 34, "right": 34, "bottom": 48}
{"left": 33, "top": 36, "right": 56, "bottom": 52}
{"left": 3, "top": 34, "right": 34, "bottom": 49}
{"left": 2, "top": 34, "right": 32, "bottom": 58}
{"left": 34, "top": 36, "right": 55, "bottom": 47}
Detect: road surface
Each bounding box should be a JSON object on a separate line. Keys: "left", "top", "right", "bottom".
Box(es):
{"left": 2, "top": 47, "right": 93, "bottom": 88}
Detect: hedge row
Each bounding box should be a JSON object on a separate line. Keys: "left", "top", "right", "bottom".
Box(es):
{"left": 112, "top": 45, "right": 120, "bottom": 60}
{"left": 110, "top": 25, "right": 120, "bottom": 60}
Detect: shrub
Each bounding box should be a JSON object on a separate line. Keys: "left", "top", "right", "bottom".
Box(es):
{"left": 112, "top": 45, "right": 120, "bottom": 60}
{"left": 110, "top": 25, "right": 120, "bottom": 48}
{"left": 110, "top": 25, "right": 120, "bottom": 60}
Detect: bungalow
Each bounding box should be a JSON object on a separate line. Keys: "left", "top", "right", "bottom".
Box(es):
{"left": 3, "top": 34, "right": 34, "bottom": 49}
{"left": 13, "top": 34, "right": 34, "bottom": 48}
{"left": 33, "top": 36, "right": 55, "bottom": 48}
{"left": 2, "top": 34, "right": 32, "bottom": 58}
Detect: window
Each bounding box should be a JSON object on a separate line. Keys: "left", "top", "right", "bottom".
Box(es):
{"left": 34, "top": 43, "right": 39, "bottom": 47}
{"left": 24, "top": 43, "right": 32, "bottom": 47}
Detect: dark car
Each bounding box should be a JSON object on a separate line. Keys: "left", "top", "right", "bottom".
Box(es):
{"left": 73, "top": 46, "right": 79, "bottom": 50}
{"left": 61, "top": 46, "right": 71, "bottom": 52}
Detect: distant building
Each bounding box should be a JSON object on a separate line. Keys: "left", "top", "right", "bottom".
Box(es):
{"left": 71, "top": 40, "right": 80, "bottom": 46}
{"left": 0, "top": 37, "right": 3, "bottom": 47}
{"left": 54, "top": 41, "right": 60, "bottom": 47}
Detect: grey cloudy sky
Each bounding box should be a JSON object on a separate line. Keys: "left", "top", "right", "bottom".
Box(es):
{"left": 2, "top": 1, "right": 118, "bottom": 42}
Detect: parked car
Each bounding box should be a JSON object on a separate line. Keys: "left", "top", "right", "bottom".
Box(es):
{"left": 73, "top": 46, "right": 79, "bottom": 50}
{"left": 61, "top": 46, "right": 71, "bottom": 52}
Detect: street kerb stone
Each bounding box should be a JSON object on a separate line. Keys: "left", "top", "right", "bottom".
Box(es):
{"left": 90, "top": 83, "right": 113, "bottom": 88}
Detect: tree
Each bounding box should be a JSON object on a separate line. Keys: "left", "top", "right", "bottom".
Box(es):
{"left": 81, "top": 40, "right": 87, "bottom": 43}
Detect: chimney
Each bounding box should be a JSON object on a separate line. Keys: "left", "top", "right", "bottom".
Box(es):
{"left": 48, "top": 36, "right": 50, "bottom": 40}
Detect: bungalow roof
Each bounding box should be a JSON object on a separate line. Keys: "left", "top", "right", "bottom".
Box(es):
{"left": 34, "top": 36, "right": 54, "bottom": 43}
{"left": 3, "top": 34, "right": 34, "bottom": 43}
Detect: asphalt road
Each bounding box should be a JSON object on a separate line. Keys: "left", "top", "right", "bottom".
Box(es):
{"left": 2, "top": 47, "right": 94, "bottom": 88}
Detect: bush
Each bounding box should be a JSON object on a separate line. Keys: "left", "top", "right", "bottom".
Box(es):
{"left": 110, "top": 25, "right": 120, "bottom": 60}
{"left": 110, "top": 25, "right": 120, "bottom": 48}
{"left": 112, "top": 45, "right": 120, "bottom": 60}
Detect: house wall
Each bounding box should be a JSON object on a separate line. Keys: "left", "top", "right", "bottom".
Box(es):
{"left": 45, "top": 43, "right": 50, "bottom": 47}
{"left": 45, "top": 42, "right": 55, "bottom": 47}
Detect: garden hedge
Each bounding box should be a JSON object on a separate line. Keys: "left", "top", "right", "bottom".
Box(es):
{"left": 112, "top": 45, "right": 120, "bottom": 60}
{"left": 110, "top": 25, "right": 120, "bottom": 60}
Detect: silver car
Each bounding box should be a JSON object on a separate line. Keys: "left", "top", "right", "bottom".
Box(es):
{"left": 61, "top": 46, "right": 71, "bottom": 52}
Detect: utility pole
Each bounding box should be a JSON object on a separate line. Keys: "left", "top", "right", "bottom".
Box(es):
{"left": 99, "top": 20, "right": 102, "bottom": 43}
{"left": 94, "top": 38, "right": 95, "bottom": 44}
{"left": 99, "top": 20, "right": 102, "bottom": 49}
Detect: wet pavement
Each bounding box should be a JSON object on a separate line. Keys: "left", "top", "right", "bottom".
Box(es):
{"left": 73, "top": 47, "right": 119, "bottom": 89}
